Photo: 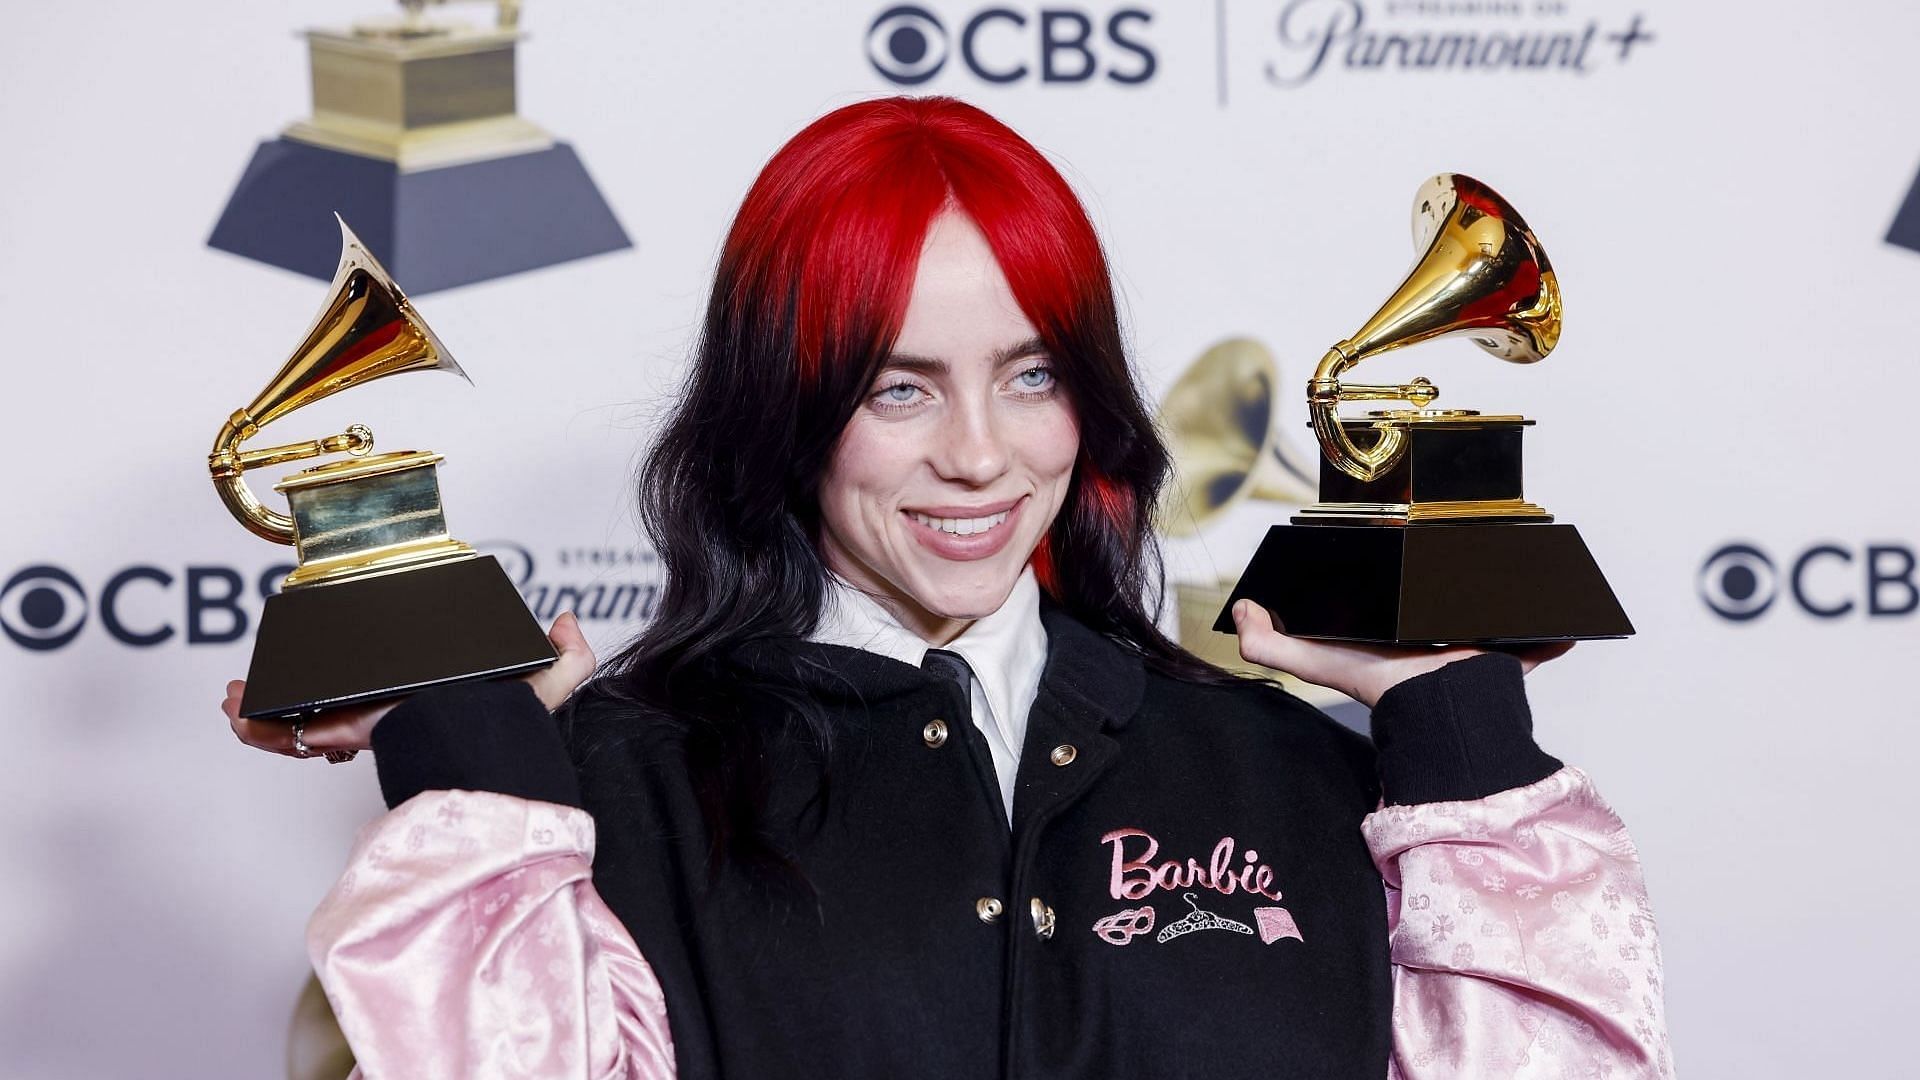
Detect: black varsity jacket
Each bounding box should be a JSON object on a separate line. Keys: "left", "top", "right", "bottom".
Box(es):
{"left": 358, "top": 601, "right": 1564, "bottom": 1079}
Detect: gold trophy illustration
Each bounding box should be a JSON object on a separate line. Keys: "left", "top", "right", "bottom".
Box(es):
{"left": 1179, "top": 174, "right": 1633, "bottom": 644}
{"left": 1160, "top": 338, "right": 1321, "bottom": 678}
{"left": 209, "top": 216, "right": 554, "bottom": 719}
{"left": 208, "top": 0, "right": 628, "bottom": 294}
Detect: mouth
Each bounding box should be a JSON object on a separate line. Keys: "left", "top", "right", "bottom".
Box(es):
{"left": 906, "top": 508, "right": 1012, "bottom": 536}
{"left": 901, "top": 496, "right": 1025, "bottom": 561}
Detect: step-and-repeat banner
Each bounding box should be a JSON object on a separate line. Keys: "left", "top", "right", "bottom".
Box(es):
{"left": 4, "top": 1, "right": 1915, "bottom": 1075}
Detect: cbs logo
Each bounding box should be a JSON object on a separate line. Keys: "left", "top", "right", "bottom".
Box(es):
{"left": 0, "top": 562, "right": 291, "bottom": 652}
{"left": 866, "top": 4, "right": 1156, "bottom": 87}
{"left": 1698, "top": 541, "right": 1918, "bottom": 622}
{"left": 2, "top": 544, "right": 535, "bottom": 652}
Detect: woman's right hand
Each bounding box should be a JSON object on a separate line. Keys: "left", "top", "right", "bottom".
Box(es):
{"left": 223, "top": 611, "right": 598, "bottom": 760}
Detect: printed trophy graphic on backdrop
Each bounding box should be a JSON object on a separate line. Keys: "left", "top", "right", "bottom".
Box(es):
{"left": 208, "top": 216, "right": 554, "bottom": 720}
{"left": 1160, "top": 338, "right": 1326, "bottom": 680}
{"left": 209, "top": 0, "right": 628, "bottom": 293}
{"left": 1193, "top": 174, "right": 1633, "bottom": 644}
{"left": 1887, "top": 157, "right": 1920, "bottom": 256}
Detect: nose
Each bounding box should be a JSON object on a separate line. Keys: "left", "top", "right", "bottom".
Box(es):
{"left": 931, "top": 390, "right": 1011, "bottom": 486}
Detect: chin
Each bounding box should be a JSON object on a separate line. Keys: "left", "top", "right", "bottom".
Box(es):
{"left": 906, "top": 560, "right": 1024, "bottom": 620}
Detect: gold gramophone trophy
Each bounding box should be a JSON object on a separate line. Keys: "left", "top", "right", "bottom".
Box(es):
{"left": 209, "top": 216, "right": 554, "bottom": 720}
{"left": 1202, "top": 174, "right": 1633, "bottom": 644}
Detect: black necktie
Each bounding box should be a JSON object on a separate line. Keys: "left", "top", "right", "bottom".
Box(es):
{"left": 921, "top": 648, "right": 974, "bottom": 699}
{"left": 923, "top": 647, "right": 1008, "bottom": 817}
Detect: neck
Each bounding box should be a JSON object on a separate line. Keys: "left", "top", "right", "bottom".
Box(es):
{"left": 887, "top": 597, "right": 973, "bottom": 647}
{"left": 819, "top": 539, "right": 976, "bottom": 646}
{"left": 847, "top": 577, "right": 975, "bottom": 646}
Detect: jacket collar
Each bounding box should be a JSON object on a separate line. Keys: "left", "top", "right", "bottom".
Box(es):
{"left": 1030, "top": 600, "right": 1147, "bottom": 733}
{"left": 811, "top": 568, "right": 1048, "bottom": 751}
{"left": 723, "top": 597, "right": 1147, "bottom": 731}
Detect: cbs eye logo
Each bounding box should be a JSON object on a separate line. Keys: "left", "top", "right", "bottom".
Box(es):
{"left": 868, "top": 5, "right": 950, "bottom": 85}
{"left": 865, "top": 4, "right": 1156, "bottom": 87}
{"left": 1698, "top": 543, "right": 1775, "bottom": 622}
{"left": 1, "top": 565, "right": 88, "bottom": 650}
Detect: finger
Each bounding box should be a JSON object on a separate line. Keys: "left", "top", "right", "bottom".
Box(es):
{"left": 1230, "top": 600, "right": 1305, "bottom": 673}
{"left": 526, "top": 611, "right": 597, "bottom": 711}
{"left": 549, "top": 610, "right": 592, "bottom": 657}
{"left": 1512, "top": 639, "right": 1576, "bottom": 673}
{"left": 224, "top": 683, "right": 262, "bottom": 747}
{"left": 230, "top": 710, "right": 300, "bottom": 755}
{"left": 547, "top": 611, "right": 597, "bottom": 685}
{"left": 280, "top": 709, "right": 384, "bottom": 752}
{"left": 228, "top": 695, "right": 388, "bottom": 757}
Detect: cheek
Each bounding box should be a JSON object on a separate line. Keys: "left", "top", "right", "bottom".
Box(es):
{"left": 821, "top": 418, "right": 912, "bottom": 526}
{"left": 1024, "top": 404, "right": 1081, "bottom": 491}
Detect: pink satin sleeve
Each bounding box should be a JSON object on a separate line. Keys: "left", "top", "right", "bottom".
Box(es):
{"left": 306, "top": 790, "right": 677, "bottom": 1079}
{"left": 1362, "top": 766, "right": 1675, "bottom": 1079}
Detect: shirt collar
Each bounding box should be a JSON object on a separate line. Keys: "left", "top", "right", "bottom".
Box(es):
{"left": 811, "top": 567, "right": 1047, "bottom": 737}
{"left": 723, "top": 585, "right": 1146, "bottom": 732}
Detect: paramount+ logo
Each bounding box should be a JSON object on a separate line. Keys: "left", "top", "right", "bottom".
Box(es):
{"left": 1698, "top": 540, "right": 1918, "bottom": 623}
{"left": 865, "top": 4, "right": 1157, "bottom": 87}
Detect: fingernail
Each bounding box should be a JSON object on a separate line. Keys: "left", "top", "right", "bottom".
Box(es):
{"left": 1233, "top": 600, "right": 1248, "bottom": 621}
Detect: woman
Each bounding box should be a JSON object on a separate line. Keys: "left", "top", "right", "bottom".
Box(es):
{"left": 227, "top": 97, "right": 1673, "bottom": 1078}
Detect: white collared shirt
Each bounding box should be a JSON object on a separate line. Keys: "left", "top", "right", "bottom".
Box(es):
{"left": 810, "top": 567, "right": 1047, "bottom": 822}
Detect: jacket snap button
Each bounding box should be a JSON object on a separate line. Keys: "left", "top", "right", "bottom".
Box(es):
{"left": 1049, "top": 743, "right": 1077, "bottom": 767}
{"left": 976, "top": 897, "right": 1003, "bottom": 923}
{"left": 923, "top": 719, "right": 948, "bottom": 748}
{"left": 1029, "top": 897, "right": 1056, "bottom": 940}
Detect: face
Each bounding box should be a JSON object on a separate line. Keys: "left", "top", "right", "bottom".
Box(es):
{"left": 817, "top": 209, "right": 1080, "bottom": 644}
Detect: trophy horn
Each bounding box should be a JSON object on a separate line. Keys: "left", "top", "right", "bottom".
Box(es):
{"left": 1158, "top": 338, "right": 1319, "bottom": 537}
{"left": 1308, "top": 173, "right": 1562, "bottom": 482}
{"left": 208, "top": 215, "right": 467, "bottom": 543}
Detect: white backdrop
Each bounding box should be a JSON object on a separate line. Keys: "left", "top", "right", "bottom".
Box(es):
{"left": 3, "top": 1, "right": 1917, "bottom": 1076}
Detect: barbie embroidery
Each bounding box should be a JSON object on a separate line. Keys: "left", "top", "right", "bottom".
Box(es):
{"left": 1101, "top": 828, "right": 1286, "bottom": 902}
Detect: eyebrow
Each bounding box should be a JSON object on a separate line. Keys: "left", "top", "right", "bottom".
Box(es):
{"left": 882, "top": 336, "right": 1048, "bottom": 374}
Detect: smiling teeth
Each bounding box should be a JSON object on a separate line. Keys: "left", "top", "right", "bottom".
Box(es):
{"left": 911, "top": 509, "right": 1010, "bottom": 536}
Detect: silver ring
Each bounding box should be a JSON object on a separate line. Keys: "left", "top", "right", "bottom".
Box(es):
{"left": 291, "top": 721, "right": 313, "bottom": 759}
{"left": 324, "top": 749, "right": 359, "bottom": 764}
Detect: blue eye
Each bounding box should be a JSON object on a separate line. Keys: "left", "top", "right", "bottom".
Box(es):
{"left": 1015, "top": 366, "right": 1054, "bottom": 391}
{"left": 872, "top": 381, "right": 925, "bottom": 410}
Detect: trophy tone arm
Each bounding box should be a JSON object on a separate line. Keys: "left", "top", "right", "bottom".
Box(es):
{"left": 208, "top": 410, "right": 374, "bottom": 545}
{"left": 1307, "top": 346, "right": 1440, "bottom": 483}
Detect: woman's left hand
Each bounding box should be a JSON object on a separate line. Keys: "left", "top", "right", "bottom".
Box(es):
{"left": 1230, "top": 599, "right": 1573, "bottom": 709}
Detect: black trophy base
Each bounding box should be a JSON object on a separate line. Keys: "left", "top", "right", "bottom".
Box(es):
{"left": 208, "top": 137, "right": 630, "bottom": 294}
{"left": 239, "top": 555, "right": 557, "bottom": 720}
{"left": 1212, "top": 523, "right": 1635, "bottom": 645}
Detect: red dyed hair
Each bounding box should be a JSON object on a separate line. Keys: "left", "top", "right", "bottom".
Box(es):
{"left": 711, "top": 96, "right": 1144, "bottom": 596}
{"left": 613, "top": 97, "right": 1221, "bottom": 873}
